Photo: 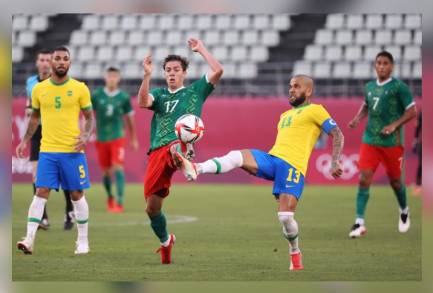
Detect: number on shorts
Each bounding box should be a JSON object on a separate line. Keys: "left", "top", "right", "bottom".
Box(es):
{"left": 79, "top": 165, "right": 86, "bottom": 178}
{"left": 398, "top": 157, "right": 403, "bottom": 170}
{"left": 287, "top": 167, "right": 301, "bottom": 183}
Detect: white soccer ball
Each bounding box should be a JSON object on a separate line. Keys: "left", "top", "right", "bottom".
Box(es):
{"left": 175, "top": 114, "right": 204, "bottom": 143}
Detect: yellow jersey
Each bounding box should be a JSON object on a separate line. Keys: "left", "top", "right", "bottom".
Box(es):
{"left": 31, "top": 77, "right": 92, "bottom": 152}
{"left": 269, "top": 103, "right": 333, "bottom": 175}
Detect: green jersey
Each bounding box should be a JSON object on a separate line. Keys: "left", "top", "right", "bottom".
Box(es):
{"left": 91, "top": 87, "right": 133, "bottom": 142}
{"left": 363, "top": 78, "right": 414, "bottom": 147}
{"left": 149, "top": 75, "right": 214, "bottom": 151}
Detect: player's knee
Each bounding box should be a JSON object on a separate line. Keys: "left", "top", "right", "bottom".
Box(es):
{"left": 359, "top": 172, "right": 372, "bottom": 187}
{"left": 36, "top": 188, "right": 50, "bottom": 198}
{"left": 146, "top": 206, "right": 161, "bottom": 217}
{"left": 390, "top": 179, "right": 402, "bottom": 190}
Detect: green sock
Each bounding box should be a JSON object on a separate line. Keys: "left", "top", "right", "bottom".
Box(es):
{"left": 103, "top": 175, "right": 112, "bottom": 198}
{"left": 149, "top": 212, "right": 169, "bottom": 243}
{"left": 393, "top": 185, "right": 407, "bottom": 210}
{"left": 115, "top": 169, "right": 125, "bottom": 205}
{"left": 356, "top": 187, "right": 370, "bottom": 219}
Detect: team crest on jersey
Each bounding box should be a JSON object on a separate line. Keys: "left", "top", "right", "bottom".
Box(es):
{"left": 67, "top": 90, "right": 73, "bottom": 96}
{"left": 368, "top": 92, "right": 371, "bottom": 96}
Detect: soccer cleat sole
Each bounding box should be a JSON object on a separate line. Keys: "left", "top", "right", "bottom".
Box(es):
{"left": 17, "top": 242, "right": 32, "bottom": 255}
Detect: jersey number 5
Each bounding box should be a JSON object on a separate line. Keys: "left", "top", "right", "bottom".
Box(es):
{"left": 54, "top": 96, "right": 61, "bottom": 109}
{"left": 164, "top": 100, "right": 179, "bottom": 113}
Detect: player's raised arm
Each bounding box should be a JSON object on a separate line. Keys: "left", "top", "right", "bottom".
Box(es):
{"left": 188, "top": 38, "right": 223, "bottom": 85}
{"left": 75, "top": 108, "right": 95, "bottom": 152}
{"left": 16, "top": 109, "right": 40, "bottom": 158}
{"left": 138, "top": 54, "right": 154, "bottom": 108}
{"left": 348, "top": 102, "right": 368, "bottom": 129}
{"left": 329, "top": 126, "right": 344, "bottom": 179}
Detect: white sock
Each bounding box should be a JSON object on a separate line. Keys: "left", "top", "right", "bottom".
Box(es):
{"left": 278, "top": 211, "right": 300, "bottom": 254}
{"left": 72, "top": 196, "right": 89, "bottom": 244}
{"left": 197, "top": 150, "right": 243, "bottom": 174}
{"left": 355, "top": 218, "right": 365, "bottom": 226}
{"left": 26, "top": 195, "right": 47, "bottom": 242}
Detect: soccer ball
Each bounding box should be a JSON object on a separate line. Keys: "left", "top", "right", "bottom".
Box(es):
{"left": 175, "top": 114, "right": 204, "bottom": 143}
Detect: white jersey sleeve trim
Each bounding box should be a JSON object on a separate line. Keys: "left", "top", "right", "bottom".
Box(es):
{"left": 405, "top": 101, "right": 415, "bottom": 110}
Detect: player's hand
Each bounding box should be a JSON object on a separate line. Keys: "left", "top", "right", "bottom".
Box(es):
{"left": 142, "top": 54, "right": 153, "bottom": 76}
{"left": 348, "top": 118, "right": 360, "bottom": 129}
{"left": 131, "top": 137, "right": 139, "bottom": 151}
{"left": 74, "top": 134, "right": 90, "bottom": 152}
{"left": 25, "top": 108, "right": 33, "bottom": 118}
{"left": 185, "top": 143, "right": 195, "bottom": 160}
{"left": 330, "top": 161, "right": 343, "bottom": 179}
{"left": 188, "top": 38, "right": 205, "bottom": 53}
{"left": 16, "top": 141, "right": 27, "bottom": 158}
{"left": 381, "top": 124, "right": 397, "bottom": 136}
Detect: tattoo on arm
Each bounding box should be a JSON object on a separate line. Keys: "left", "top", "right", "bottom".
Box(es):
{"left": 82, "top": 109, "right": 95, "bottom": 138}
{"left": 330, "top": 127, "right": 344, "bottom": 166}
{"left": 23, "top": 111, "right": 40, "bottom": 142}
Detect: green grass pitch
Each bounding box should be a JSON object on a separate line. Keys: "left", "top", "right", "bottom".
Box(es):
{"left": 12, "top": 183, "right": 421, "bottom": 281}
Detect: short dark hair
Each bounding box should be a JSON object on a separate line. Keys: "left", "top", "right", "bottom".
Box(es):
{"left": 375, "top": 51, "right": 394, "bottom": 63}
{"left": 37, "top": 49, "right": 51, "bottom": 56}
{"left": 52, "top": 45, "right": 70, "bottom": 56}
{"left": 163, "top": 54, "right": 189, "bottom": 71}
{"left": 106, "top": 66, "right": 120, "bottom": 73}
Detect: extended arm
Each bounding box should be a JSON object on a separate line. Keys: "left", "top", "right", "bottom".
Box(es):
{"left": 329, "top": 126, "right": 344, "bottom": 179}
{"left": 137, "top": 55, "right": 153, "bottom": 108}
{"left": 16, "top": 110, "right": 40, "bottom": 158}
{"left": 188, "top": 38, "right": 223, "bottom": 85}
{"left": 348, "top": 103, "right": 368, "bottom": 129}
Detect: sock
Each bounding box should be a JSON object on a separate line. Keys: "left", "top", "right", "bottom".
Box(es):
{"left": 72, "top": 196, "right": 89, "bottom": 244}
{"left": 115, "top": 169, "right": 125, "bottom": 205}
{"left": 197, "top": 150, "right": 243, "bottom": 174}
{"left": 63, "top": 190, "right": 74, "bottom": 221}
{"left": 393, "top": 185, "right": 407, "bottom": 211}
{"left": 278, "top": 211, "right": 300, "bottom": 254}
{"left": 356, "top": 187, "right": 370, "bottom": 219}
{"left": 103, "top": 175, "right": 113, "bottom": 198}
{"left": 355, "top": 218, "right": 365, "bottom": 226}
{"left": 26, "top": 196, "right": 47, "bottom": 242}
{"left": 149, "top": 212, "right": 169, "bottom": 245}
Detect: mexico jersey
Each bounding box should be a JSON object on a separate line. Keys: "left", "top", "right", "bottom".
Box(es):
{"left": 363, "top": 78, "right": 415, "bottom": 147}
{"left": 31, "top": 77, "right": 92, "bottom": 152}
{"left": 92, "top": 87, "right": 133, "bottom": 142}
{"left": 148, "top": 75, "right": 214, "bottom": 151}
{"left": 268, "top": 103, "right": 337, "bottom": 175}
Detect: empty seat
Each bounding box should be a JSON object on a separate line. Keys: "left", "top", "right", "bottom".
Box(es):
{"left": 404, "top": 14, "right": 421, "bottom": 29}
{"left": 128, "top": 30, "right": 145, "bottom": 46}
{"left": 158, "top": 15, "right": 175, "bottom": 30}
{"left": 196, "top": 14, "right": 213, "bottom": 30}
{"left": 250, "top": 46, "right": 268, "bottom": 61}
{"left": 304, "top": 45, "right": 323, "bottom": 61}
{"left": 203, "top": 30, "right": 221, "bottom": 46}
{"left": 81, "top": 15, "right": 100, "bottom": 30}
{"left": 70, "top": 31, "right": 88, "bottom": 46}
{"left": 344, "top": 45, "right": 362, "bottom": 61}
{"left": 184, "top": 29, "right": 201, "bottom": 40}
{"left": 364, "top": 45, "right": 382, "bottom": 60}
{"left": 252, "top": 14, "right": 270, "bottom": 30}
{"left": 374, "top": 30, "right": 392, "bottom": 45}
{"left": 346, "top": 15, "right": 364, "bottom": 29}
{"left": 412, "top": 62, "right": 421, "bottom": 78}
{"left": 101, "top": 15, "right": 119, "bottom": 30}
{"left": 84, "top": 62, "right": 102, "bottom": 79}
{"left": 215, "top": 15, "right": 232, "bottom": 30}
{"left": 230, "top": 46, "right": 248, "bottom": 61}
{"left": 314, "top": 29, "right": 334, "bottom": 45}
{"left": 365, "top": 15, "right": 383, "bottom": 29}
{"left": 177, "top": 15, "right": 194, "bottom": 30}
{"left": 223, "top": 30, "right": 240, "bottom": 45}
{"left": 17, "top": 31, "right": 35, "bottom": 47}
{"left": 212, "top": 46, "right": 229, "bottom": 61}
{"left": 242, "top": 30, "right": 259, "bottom": 45}
{"left": 261, "top": 30, "right": 279, "bottom": 46}
{"left": 324, "top": 46, "right": 343, "bottom": 61}
{"left": 335, "top": 30, "right": 353, "bottom": 45}
{"left": 134, "top": 45, "right": 151, "bottom": 61}
{"left": 12, "top": 32, "right": 17, "bottom": 45}
{"left": 272, "top": 14, "right": 290, "bottom": 30}
{"left": 413, "top": 30, "right": 422, "bottom": 45}
{"left": 325, "top": 14, "right": 345, "bottom": 29}
{"left": 115, "top": 46, "right": 133, "bottom": 62}
{"left": 384, "top": 45, "right": 402, "bottom": 60}
{"left": 394, "top": 30, "right": 412, "bottom": 45}
{"left": 233, "top": 15, "right": 250, "bottom": 30}
{"left": 12, "top": 46, "right": 23, "bottom": 63}
{"left": 139, "top": 15, "right": 156, "bottom": 29}
{"left": 89, "top": 30, "right": 107, "bottom": 45}
{"left": 399, "top": 62, "right": 412, "bottom": 78}
{"left": 313, "top": 62, "right": 331, "bottom": 78}
{"left": 165, "top": 31, "right": 182, "bottom": 46}
{"left": 392, "top": 62, "right": 401, "bottom": 78}
{"left": 96, "top": 46, "right": 114, "bottom": 62}
{"left": 354, "top": 30, "right": 373, "bottom": 45}
{"left": 292, "top": 61, "right": 312, "bottom": 76}
{"left": 403, "top": 45, "right": 421, "bottom": 61}
{"left": 77, "top": 46, "right": 94, "bottom": 62}
{"left": 238, "top": 63, "right": 257, "bottom": 79}
{"left": 333, "top": 62, "right": 352, "bottom": 78}
{"left": 68, "top": 62, "right": 84, "bottom": 79}
{"left": 109, "top": 31, "right": 126, "bottom": 46}
{"left": 353, "top": 61, "right": 372, "bottom": 78}
{"left": 385, "top": 14, "right": 403, "bottom": 29}
{"left": 13, "top": 15, "right": 28, "bottom": 31}
{"left": 186, "top": 64, "right": 201, "bottom": 79}
{"left": 147, "top": 31, "right": 163, "bottom": 45}
{"left": 172, "top": 46, "right": 190, "bottom": 58}
{"left": 153, "top": 46, "right": 170, "bottom": 60}
{"left": 221, "top": 62, "right": 236, "bottom": 78}
{"left": 120, "top": 15, "right": 137, "bottom": 30}
{"left": 30, "top": 15, "right": 48, "bottom": 31}
{"left": 122, "top": 62, "right": 142, "bottom": 79}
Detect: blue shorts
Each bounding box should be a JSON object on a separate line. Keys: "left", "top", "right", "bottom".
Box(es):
{"left": 251, "top": 149, "right": 305, "bottom": 199}
{"left": 35, "top": 152, "right": 91, "bottom": 191}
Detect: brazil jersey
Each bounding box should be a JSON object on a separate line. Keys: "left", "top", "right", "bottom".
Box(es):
{"left": 92, "top": 87, "right": 133, "bottom": 142}
{"left": 269, "top": 103, "right": 337, "bottom": 175}
{"left": 363, "top": 78, "right": 414, "bottom": 147}
{"left": 148, "top": 75, "right": 214, "bottom": 151}
{"left": 31, "top": 77, "right": 92, "bottom": 153}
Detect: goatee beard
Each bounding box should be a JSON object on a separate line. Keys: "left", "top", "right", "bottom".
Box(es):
{"left": 289, "top": 95, "right": 306, "bottom": 107}
{"left": 55, "top": 69, "right": 68, "bottom": 78}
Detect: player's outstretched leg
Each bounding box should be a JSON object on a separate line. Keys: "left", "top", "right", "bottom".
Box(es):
{"left": 17, "top": 189, "right": 49, "bottom": 255}
{"left": 349, "top": 170, "right": 373, "bottom": 238}
{"left": 71, "top": 192, "right": 90, "bottom": 254}
{"left": 390, "top": 179, "right": 410, "bottom": 233}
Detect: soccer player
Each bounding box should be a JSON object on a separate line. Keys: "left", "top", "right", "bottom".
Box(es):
{"left": 92, "top": 66, "right": 138, "bottom": 213}
{"left": 16, "top": 46, "right": 94, "bottom": 255}
{"left": 178, "top": 75, "right": 344, "bottom": 271}
{"left": 25, "top": 49, "right": 75, "bottom": 230}
{"left": 137, "top": 38, "right": 223, "bottom": 264}
{"left": 348, "top": 51, "right": 417, "bottom": 238}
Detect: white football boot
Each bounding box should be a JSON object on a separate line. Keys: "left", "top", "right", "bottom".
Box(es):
{"left": 398, "top": 209, "right": 410, "bottom": 233}
{"left": 17, "top": 237, "right": 34, "bottom": 255}
{"left": 74, "top": 241, "right": 89, "bottom": 255}
{"left": 349, "top": 223, "right": 367, "bottom": 238}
